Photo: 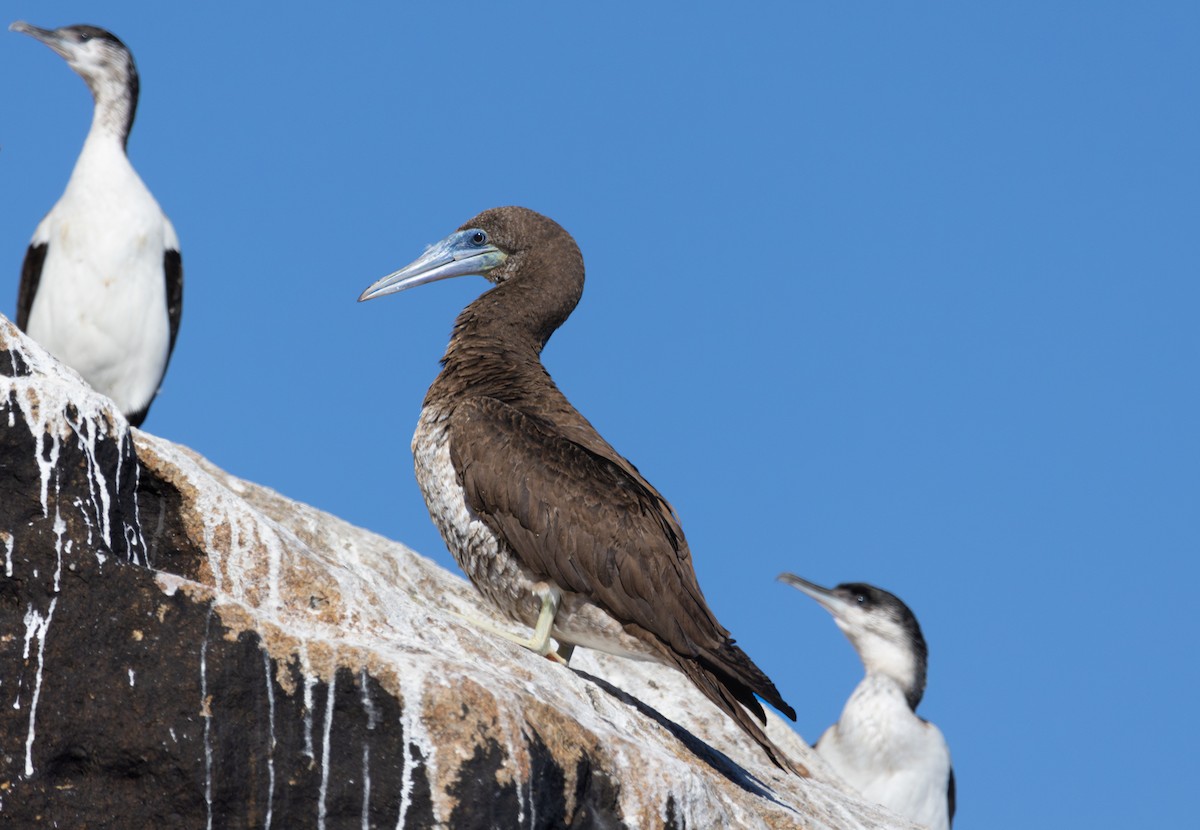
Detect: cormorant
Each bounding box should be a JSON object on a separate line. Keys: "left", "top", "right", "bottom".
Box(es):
{"left": 779, "top": 574, "right": 954, "bottom": 826}
{"left": 11, "top": 22, "right": 182, "bottom": 426}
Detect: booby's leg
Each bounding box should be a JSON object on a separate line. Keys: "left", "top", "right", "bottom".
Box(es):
{"left": 526, "top": 582, "right": 569, "bottom": 664}
{"left": 446, "top": 583, "right": 572, "bottom": 664}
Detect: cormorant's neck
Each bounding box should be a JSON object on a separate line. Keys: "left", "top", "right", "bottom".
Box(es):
{"left": 83, "top": 68, "right": 138, "bottom": 151}
{"left": 853, "top": 635, "right": 927, "bottom": 712}
{"left": 69, "top": 117, "right": 141, "bottom": 195}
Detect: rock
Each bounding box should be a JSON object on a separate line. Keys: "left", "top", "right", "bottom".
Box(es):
{"left": 0, "top": 315, "right": 914, "bottom": 829}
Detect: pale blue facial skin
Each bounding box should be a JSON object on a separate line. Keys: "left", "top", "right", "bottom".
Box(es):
{"left": 359, "top": 230, "right": 507, "bottom": 302}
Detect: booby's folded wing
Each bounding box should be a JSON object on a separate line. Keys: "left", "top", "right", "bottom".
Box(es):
{"left": 448, "top": 395, "right": 793, "bottom": 722}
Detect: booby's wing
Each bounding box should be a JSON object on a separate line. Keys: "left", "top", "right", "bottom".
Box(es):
{"left": 449, "top": 395, "right": 801, "bottom": 772}
{"left": 15, "top": 242, "right": 48, "bottom": 330}
{"left": 163, "top": 220, "right": 183, "bottom": 360}
{"left": 448, "top": 395, "right": 796, "bottom": 724}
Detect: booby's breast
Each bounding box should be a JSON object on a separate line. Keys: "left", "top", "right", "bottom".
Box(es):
{"left": 413, "top": 403, "right": 660, "bottom": 662}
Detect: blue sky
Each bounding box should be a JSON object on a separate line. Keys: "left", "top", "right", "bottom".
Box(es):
{"left": 3, "top": 4, "right": 1197, "bottom": 826}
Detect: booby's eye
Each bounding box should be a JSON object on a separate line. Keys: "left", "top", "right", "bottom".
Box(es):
{"left": 470, "top": 231, "right": 487, "bottom": 246}
{"left": 855, "top": 593, "right": 867, "bottom": 605}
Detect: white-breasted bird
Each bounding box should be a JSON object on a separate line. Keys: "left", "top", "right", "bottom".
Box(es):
{"left": 11, "top": 22, "right": 182, "bottom": 426}
{"left": 779, "top": 574, "right": 955, "bottom": 829}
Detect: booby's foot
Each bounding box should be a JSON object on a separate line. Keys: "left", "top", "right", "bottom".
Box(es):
{"left": 526, "top": 582, "right": 571, "bottom": 663}
{"left": 446, "top": 584, "right": 573, "bottom": 663}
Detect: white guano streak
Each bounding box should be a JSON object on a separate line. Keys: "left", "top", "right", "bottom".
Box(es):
{"left": 263, "top": 651, "right": 276, "bottom": 830}
{"left": 22, "top": 598, "right": 58, "bottom": 777}
{"left": 2, "top": 531, "right": 13, "bottom": 577}
{"left": 394, "top": 670, "right": 431, "bottom": 830}
{"left": 65, "top": 407, "right": 113, "bottom": 549}
{"left": 29, "top": 412, "right": 61, "bottom": 518}
{"left": 361, "top": 666, "right": 376, "bottom": 830}
{"left": 318, "top": 666, "right": 337, "bottom": 830}
{"left": 52, "top": 507, "right": 66, "bottom": 593}
{"left": 201, "top": 608, "right": 214, "bottom": 830}
{"left": 300, "top": 643, "right": 316, "bottom": 760}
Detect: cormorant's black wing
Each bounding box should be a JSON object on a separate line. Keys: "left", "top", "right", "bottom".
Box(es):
{"left": 164, "top": 248, "right": 183, "bottom": 359}
{"left": 16, "top": 243, "right": 48, "bottom": 330}
{"left": 948, "top": 765, "right": 957, "bottom": 825}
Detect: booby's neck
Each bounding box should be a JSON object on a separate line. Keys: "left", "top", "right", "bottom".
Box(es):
{"left": 430, "top": 265, "right": 584, "bottom": 405}
{"left": 459, "top": 258, "right": 583, "bottom": 353}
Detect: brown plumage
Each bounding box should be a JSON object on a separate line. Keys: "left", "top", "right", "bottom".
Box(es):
{"left": 361, "top": 206, "right": 802, "bottom": 774}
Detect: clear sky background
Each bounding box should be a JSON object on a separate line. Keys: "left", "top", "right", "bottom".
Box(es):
{"left": 2, "top": 4, "right": 1197, "bottom": 826}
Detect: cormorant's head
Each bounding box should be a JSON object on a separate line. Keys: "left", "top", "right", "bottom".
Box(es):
{"left": 10, "top": 22, "right": 138, "bottom": 106}
{"left": 779, "top": 574, "right": 929, "bottom": 708}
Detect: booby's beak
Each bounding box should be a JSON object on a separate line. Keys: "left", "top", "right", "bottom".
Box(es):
{"left": 358, "top": 230, "right": 507, "bottom": 302}
{"left": 778, "top": 573, "right": 853, "bottom": 619}
{"left": 9, "top": 22, "right": 72, "bottom": 59}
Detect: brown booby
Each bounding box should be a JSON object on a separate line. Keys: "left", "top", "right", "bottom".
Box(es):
{"left": 359, "top": 206, "right": 802, "bottom": 774}
{"left": 11, "top": 22, "right": 182, "bottom": 427}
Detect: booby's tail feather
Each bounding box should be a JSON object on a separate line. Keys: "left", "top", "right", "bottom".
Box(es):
{"left": 670, "top": 650, "right": 808, "bottom": 777}
{"left": 710, "top": 638, "right": 797, "bottom": 723}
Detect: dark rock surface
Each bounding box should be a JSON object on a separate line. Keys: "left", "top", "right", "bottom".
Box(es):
{"left": 0, "top": 317, "right": 911, "bottom": 829}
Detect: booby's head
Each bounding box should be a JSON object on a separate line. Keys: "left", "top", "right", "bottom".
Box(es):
{"left": 360, "top": 207, "right": 585, "bottom": 349}
{"left": 359, "top": 206, "right": 583, "bottom": 302}
{"left": 10, "top": 22, "right": 139, "bottom": 139}
{"left": 779, "top": 574, "right": 929, "bottom": 709}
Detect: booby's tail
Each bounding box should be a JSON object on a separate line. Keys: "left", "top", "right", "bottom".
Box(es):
{"left": 670, "top": 646, "right": 808, "bottom": 776}
{"left": 711, "top": 638, "right": 797, "bottom": 723}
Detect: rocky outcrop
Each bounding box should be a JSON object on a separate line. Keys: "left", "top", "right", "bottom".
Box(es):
{"left": 0, "top": 316, "right": 913, "bottom": 829}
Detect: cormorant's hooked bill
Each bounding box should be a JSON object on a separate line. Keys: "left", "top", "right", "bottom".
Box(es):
{"left": 9, "top": 21, "right": 126, "bottom": 60}
{"left": 10, "top": 21, "right": 60, "bottom": 43}
{"left": 777, "top": 573, "right": 858, "bottom": 616}
{"left": 10, "top": 21, "right": 54, "bottom": 39}
{"left": 358, "top": 230, "right": 506, "bottom": 302}
{"left": 778, "top": 574, "right": 918, "bottom": 641}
